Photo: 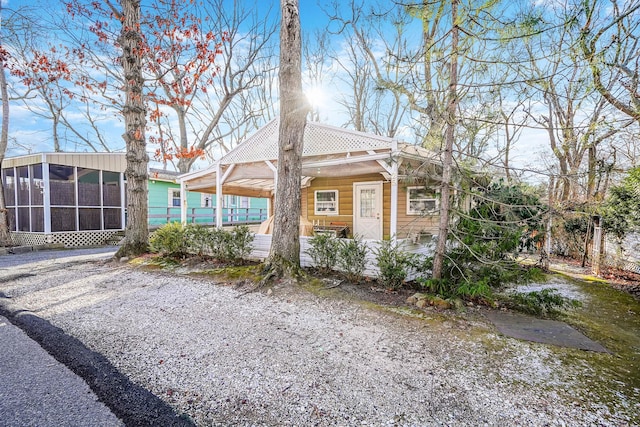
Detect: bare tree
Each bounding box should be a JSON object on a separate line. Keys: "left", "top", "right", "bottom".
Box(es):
{"left": 145, "top": 0, "right": 279, "bottom": 172}
{"left": 580, "top": 0, "right": 640, "bottom": 124}
{"left": 325, "top": 3, "right": 408, "bottom": 137}
{"left": 0, "top": 48, "right": 11, "bottom": 246}
{"left": 264, "top": 0, "right": 309, "bottom": 279}
{"left": 514, "top": 1, "right": 628, "bottom": 202}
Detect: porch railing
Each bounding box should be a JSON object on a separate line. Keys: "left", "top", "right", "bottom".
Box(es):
{"left": 148, "top": 207, "right": 269, "bottom": 228}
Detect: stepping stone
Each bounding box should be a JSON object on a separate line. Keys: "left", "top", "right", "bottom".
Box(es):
{"left": 484, "top": 310, "right": 609, "bottom": 353}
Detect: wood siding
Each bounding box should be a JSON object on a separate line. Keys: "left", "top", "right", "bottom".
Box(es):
{"left": 304, "top": 174, "right": 389, "bottom": 236}
{"left": 303, "top": 174, "right": 440, "bottom": 239}
{"left": 396, "top": 184, "right": 440, "bottom": 238}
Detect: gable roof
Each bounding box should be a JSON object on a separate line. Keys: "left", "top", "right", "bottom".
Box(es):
{"left": 179, "top": 120, "right": 441, "bottom": 197}
{"left": 219, "top": 119, "right": 395, "bottom": 165}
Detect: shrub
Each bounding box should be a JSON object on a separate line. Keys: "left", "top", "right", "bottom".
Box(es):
{"left": 149, "top": 222, "right": 188, "bottom": 257}
{"left": 207, "top": 226, "right": 254, "bottom": 263}
{"left": 305, "top": 232, "right": 339, "bottom": 273}
{"left": 336, "top": 236, "right": 368, "bottom": 282}
{"left": 223, "top": 226, "right": 254, "bottom": 262}
{"left": 417, "top": 277, "right": 454, "bottom": 297}
{"left": 502, "top": 288, "right": 581, "bottom": 317}
{"left": 149, "top": 223, "right": 254, "bottom": 264}
{"left": 374, "top": 239, "right": 415, "bottom": 289}
{"left": 455, "top": 279, "right": 492, "bottom": 301}
{"left": 183, "top": 224, "right": 212, "bottom": 257}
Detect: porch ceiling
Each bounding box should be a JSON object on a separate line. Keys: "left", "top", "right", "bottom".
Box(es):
{"left": 184, "top": 158, "right": 388, "bottom": 197}
{"left": 182, "top": 148, "right": 443, "bottom": 197}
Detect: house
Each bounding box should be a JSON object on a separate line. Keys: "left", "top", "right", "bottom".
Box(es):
{"left": 178, "top": 120, "right": 444, "bottom": 266}
{"left": 1, "top": 152, "right": 269, "bottom": 247}
{"left": 148, "top": 168, "right": 268, "bottom": 228}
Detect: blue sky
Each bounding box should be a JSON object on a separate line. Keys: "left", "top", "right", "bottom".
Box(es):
{"left": 1, "top": 0, "right": 555, "bottom": 179}
{"left": 1, "top": 0, "right": 347, "bottom": 157}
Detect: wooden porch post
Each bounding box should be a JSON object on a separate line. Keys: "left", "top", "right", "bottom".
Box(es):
{"left": 216, "top": 162, "right": 223, "bottom": 228}
{"left": 180, "top": 179, "right": 187, "bottom": 224}
{"left": 390, "top": 140, "right": 399, "bottom": 241}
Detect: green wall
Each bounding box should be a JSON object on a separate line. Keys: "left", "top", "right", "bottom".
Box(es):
{"left": 147, "top": 179, "right": 268, "bottom": 226}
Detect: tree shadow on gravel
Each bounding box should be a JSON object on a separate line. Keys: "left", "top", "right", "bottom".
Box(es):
{"left": 0, "top": 298, "right": 194, "bottom": 427}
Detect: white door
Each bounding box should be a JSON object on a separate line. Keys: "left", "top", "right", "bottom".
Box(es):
{"left": 353, "top": 182, "right": 383, "bottom": 240}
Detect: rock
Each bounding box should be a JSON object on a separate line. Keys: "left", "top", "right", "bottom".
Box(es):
{"left": 415, "top": 299, "right": 428, "bottom": 308}
{"left": 430, "top": 296, "right": 451, "bottom": 310}
{"left": 451, "top": 299, "right": 465, "bottom": 310}
{"left": 119, "top": 256, "right": 130, "bottom": 263}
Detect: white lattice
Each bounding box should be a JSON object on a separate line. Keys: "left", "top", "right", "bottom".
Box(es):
{"left": 10, "top": 232, "right": 48, "bottom": 247}
{"left": 10, "top": 230, "right": 122, "bottom": 248}
{"left": 221, "top": 120, "right": 394, "bottom": 165}
{"left": 247, "top": 234, "right": 431, "bottom": 279}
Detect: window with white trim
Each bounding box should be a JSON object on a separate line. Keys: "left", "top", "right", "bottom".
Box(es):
{"left": 168, "top": 189, "right": 181, "bottom": 207}
{"left": 407, "top": 186, "right": 438, "bottom": 215}
{"left": 201, "top": 193, "right": 213, "bottom": 208}
{"left": 224, "top": 195, "right": 250, "bottom": 209}
{"left": 314, "top": 190, "right": 338, "bottom": 215}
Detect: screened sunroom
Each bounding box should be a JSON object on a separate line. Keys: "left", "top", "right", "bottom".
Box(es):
{"left": 2, "top": 153, "right": 127, "bottom": 247}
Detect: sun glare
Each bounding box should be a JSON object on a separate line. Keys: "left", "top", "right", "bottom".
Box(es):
{"left": 305, "top": 86, "right": 327, "bottom": 109}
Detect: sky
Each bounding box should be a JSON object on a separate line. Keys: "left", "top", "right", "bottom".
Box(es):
{"left": 0, "top": 0, "right": 554, "bottom": 179}
{"left": 1, "top": 0, "right": 346, "bottom": 156}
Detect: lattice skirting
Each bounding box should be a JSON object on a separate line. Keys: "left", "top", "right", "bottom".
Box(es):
{"left": 245, "top": 234, "right": 431, "bottom": 279}
{"left": 10, "top": 230, "right": 124, "bottom": 248}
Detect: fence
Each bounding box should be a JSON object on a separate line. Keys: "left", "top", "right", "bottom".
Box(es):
{"left": 148, "top": 207, "right": 269, "bottom": 228}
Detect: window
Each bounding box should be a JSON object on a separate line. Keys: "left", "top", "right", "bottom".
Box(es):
{"left": 224, "top": 195, "right": 250, "bottom": 209}
{"left": 314, "top": 190, "right": 338, "bottom": 215}
{"left": 201, "top": 193, "right": 213, "bottom": 208}
{"left": 407, "top": 186, "right": 438, "bottom": 215}
{"left": 169, "top": 189, "right": 181, "bottom": 207}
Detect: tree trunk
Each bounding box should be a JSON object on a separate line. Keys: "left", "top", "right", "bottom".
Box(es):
{"left": 115, "top": 0, "right": 149, "bottom": 258}
{"left": 432, "top": 0, "right": 458, "bottom": 280}
{"left": 0, "top": 60, "right": 12, "bottom": 246}
{"left": 264, "top": 0, "right": 309, "bottom": 278}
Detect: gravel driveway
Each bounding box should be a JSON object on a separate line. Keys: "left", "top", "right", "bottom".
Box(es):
{"left": 0, "top": 253, "right": 636, "bottom": 426}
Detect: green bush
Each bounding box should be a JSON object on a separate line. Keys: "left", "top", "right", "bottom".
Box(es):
{"left": 374, "top": 239, "right": 415, "bottom": 289}
{"left": 417, "top": 277, "right": 454, "bottom": 297}
{"left": 455, "top": 279, "right": 492, "bottom": 301}
{"left": 223, "top": 226, "right": 254, "bottom": 262}
{"left": 502, "top": 288, "right": 581, "bottom": 317}
{"left": 207, "top": 226, "right": 254, "bottom": 263}
{"left": 149, "top": 223, "right": 254, "bottom": 264}
{"left": 417, "top": 180, "right": 546, "bottom": 298}
{"left": 149, "top": 222, "right": 188, "bottom": 257}
{"left": 183, "top": 224, "right": 212, "bottom": 257}
{"left": 305, "top": 233, "right": 339, "bottom": 273}
{"left": 336, "top": 236, "right": 368, "bottom": 282}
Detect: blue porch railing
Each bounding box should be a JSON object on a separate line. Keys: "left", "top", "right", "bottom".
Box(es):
{"left": 148, "top": 207, "right": 269, "bottom": 228}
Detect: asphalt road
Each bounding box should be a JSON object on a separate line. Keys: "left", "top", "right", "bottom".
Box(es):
{"left": 0, "top": 246, "right": 194, "bottom": 427}
{"left": 0, "top": 247, "right": 118, "bottom": 427}
{"left": 0, "top": 313, "right": 123, "bottom": 427}
{"left": 0, "top": 247, "right": 121, "bottom": 426}
{"left": 0, "top": 246, "right": 117, "bottom": 269}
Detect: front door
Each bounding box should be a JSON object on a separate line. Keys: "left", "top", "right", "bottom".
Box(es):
{"left": 353, "top": 182, "right": 383, "bottom": 240}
